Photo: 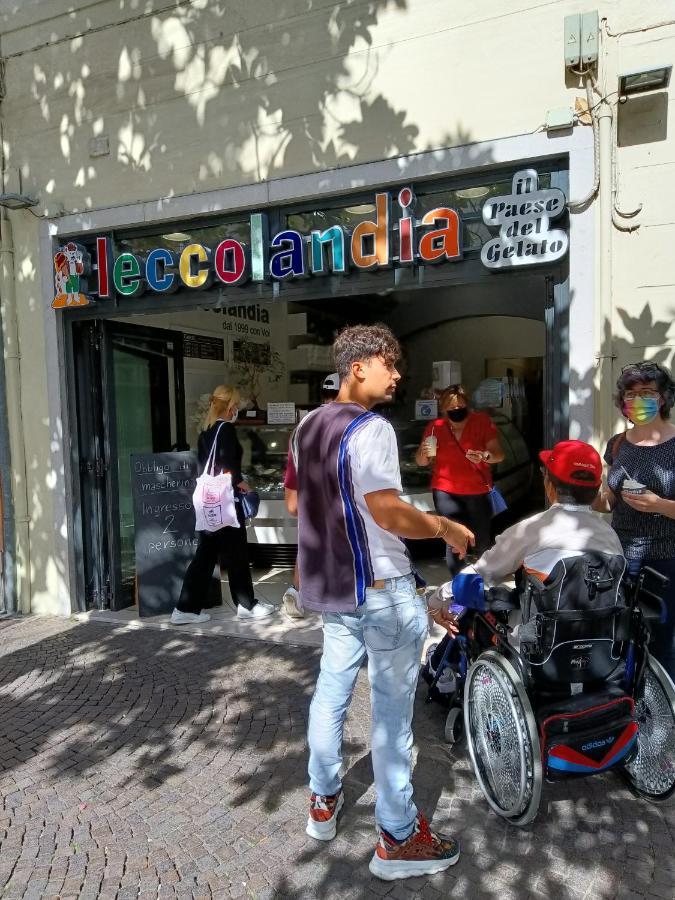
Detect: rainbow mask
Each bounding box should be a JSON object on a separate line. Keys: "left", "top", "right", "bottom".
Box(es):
{"left": 622, "top": 397, "right": 660, "bottom": 425}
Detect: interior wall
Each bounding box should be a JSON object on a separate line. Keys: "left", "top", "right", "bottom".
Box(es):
{"left": 403, "top": 315, "right": 546, "bottom": 405}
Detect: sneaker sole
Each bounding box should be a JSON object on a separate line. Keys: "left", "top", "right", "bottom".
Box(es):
{"left": 305, "top": 793, "right": 344, "bottom": 841}
{"left": 237, "top": 608, "right": 275, "bottom": 620}
{"left": 368, "top": 848, "right": 460, "bottom": 881}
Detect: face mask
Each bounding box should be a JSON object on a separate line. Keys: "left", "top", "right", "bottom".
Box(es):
{"left": 622, "top": 397, "right": 660, "bottom": 425}
{"left": 447, "top": 408, "right": 468, "bottom": 423}
{"left": 229, "top": 408, "right": 239, "bottom": 423}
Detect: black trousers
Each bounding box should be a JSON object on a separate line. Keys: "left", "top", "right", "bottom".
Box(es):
{"left": 177, "top": 521, "right": 256, "bottom": 614}
{"left": 432, "top": 489, "right": 492, "bottom": 577}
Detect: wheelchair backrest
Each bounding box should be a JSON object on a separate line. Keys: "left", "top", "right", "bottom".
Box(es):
{"left": 521, "top": 552, "right": 628, "bottom": 684}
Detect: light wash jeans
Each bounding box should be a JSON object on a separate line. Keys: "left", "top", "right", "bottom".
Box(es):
{"left": 307, "top": 574, "right": 428, "bottom": 840}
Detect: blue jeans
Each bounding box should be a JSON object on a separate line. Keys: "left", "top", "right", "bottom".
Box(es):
{"left": 627, "top": 557, "right": 675, "bottom": 681}
{"left": 307, "top": 574, "right": 428, "bottom": 840}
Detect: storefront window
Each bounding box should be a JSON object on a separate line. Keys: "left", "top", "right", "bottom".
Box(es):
{"left": 115, "top": 220, "right": 250, "bottom": 256}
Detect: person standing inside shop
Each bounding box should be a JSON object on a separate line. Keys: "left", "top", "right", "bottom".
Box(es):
{"left": 297, "top": 324, "right": 473, "bottom": 881}
{"left": 594, "top": 361, "right": 675, "bottom": 679}
{"left": 415, "top": 385, "right": 504, "bottom": 574}
{"left": 171, "top": 385, "right": 275, "bottom": 625}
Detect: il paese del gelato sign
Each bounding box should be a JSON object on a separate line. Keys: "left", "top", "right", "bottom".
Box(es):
{"left": 52, "top": 172, "right": 568, "bottom": 309}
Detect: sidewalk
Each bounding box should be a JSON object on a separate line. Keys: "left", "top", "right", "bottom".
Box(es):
{"left": 0, "top": 615, "right": 672, "bottom": 900}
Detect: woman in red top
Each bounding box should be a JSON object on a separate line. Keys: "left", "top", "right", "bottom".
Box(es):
{"left": 415, "top": 384, "right": 504, "bottom": 574}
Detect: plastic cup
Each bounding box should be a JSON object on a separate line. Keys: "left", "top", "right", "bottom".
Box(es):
{"left": 425, "top": 435, "right": 437, "bottom": 458}
{"left": 623, "top": 478, "right": 646, "bottom": 496}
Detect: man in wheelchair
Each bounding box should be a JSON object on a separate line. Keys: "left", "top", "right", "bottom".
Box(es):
{"left": 428, "top": 440, "right": 624, "bottom": 673}
{"left": 425, "top": 441, "right": 675, "bottom": 824}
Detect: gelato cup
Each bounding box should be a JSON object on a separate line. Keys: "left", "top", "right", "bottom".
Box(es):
{"left": 622, "top": 478, "right": 646, "bottom": 496}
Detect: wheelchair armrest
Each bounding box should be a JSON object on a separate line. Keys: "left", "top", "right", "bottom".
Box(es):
{"left": 485, "top": 586, "right": 520, "bottom": 613}
{"left": 638, "top": 590, "right": 667, "bottom": 623}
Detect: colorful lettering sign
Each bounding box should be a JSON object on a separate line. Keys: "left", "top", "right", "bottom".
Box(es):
{"left": 51, "top": 177, "right": 565, "bottom": 308}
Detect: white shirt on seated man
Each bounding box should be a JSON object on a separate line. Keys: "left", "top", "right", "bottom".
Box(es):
{"left": 428, "top": 441, "right": 624, "bottom": 642}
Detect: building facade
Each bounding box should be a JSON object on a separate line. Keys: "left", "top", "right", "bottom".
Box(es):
{"left": 0, "top": 0, "right": 673, "bottom": 616}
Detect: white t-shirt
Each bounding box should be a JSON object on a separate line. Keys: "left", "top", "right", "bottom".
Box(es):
{"left": 348, "top": 416, "right": 411, "bottom": 580}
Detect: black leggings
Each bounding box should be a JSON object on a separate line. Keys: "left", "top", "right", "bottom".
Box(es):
{"left": 432, "top": 489, "right": 492, "bottom": 576}
{"left": 177, "top": 521, "right": 257, "bottom": 614}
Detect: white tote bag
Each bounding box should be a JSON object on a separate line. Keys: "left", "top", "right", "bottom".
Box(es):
{"left": 192, "top": 422, "right": 239, "bottom": 532}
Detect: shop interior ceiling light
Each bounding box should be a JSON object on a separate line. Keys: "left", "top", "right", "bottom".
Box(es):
{"left": 162, "top": 231, "right": 193, "bottom": 242}
{"left": 344, "top": 203, "right": 375, "bottom": 214}
{"left": 0, "top": 192, "right": 38, "bottom": 209}
{"left": 455, "top": 186, "right": 490, "bottom": 200}
{"left": 618, "top": 64, "right": 672, "bottom": 97}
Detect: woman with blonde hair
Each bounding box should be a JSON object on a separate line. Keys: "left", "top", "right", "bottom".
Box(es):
{"left": 171, "top": 385, "right": 274, "bottom": 624}
{"left": 415, "top": 384, "right": 504, "bottom": 574}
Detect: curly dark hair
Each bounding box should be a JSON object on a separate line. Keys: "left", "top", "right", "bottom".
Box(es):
{"left": 615, "top": 361, "right": 675, "bottom": 420}
{"left": 333, "top": 324, "right": 400, "bottom": 380}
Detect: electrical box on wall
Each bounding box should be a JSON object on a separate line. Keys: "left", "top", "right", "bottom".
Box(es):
{"left": 564, "top": 14, "right": 581, "bottom": 68}
{"left": 581, "top": 11, "right": 599, "bottom": 65}
{"left": 564, "top": 10, "right": 598, "bottom": 69}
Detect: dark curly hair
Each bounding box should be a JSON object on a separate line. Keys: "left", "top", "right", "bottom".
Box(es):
{"left": 615, "top": 361, "right": 675, "bottom": 420}
{"left": 333, "top": 323, "right": 400, "bottom": 380}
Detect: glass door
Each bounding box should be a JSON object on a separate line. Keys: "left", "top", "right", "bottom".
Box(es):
{"left": 103, "top": 323, "right": 186, "bottom": 609}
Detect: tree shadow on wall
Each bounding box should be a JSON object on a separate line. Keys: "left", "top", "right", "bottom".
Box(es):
{"left": 569, "top": 301, "right": 675, "bottom": 443}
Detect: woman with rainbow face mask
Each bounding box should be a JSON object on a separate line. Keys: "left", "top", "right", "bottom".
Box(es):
{"left": 595, "top": 361, "right": 675, "bottom": 679}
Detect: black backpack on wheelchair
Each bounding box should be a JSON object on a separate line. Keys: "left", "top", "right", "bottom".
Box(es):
{"left": 463, "top": 552, "right": 675, "bottom": 825}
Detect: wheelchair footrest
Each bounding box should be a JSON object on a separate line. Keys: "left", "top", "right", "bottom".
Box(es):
{"left": 538, "top": 692, "right": 638, "bottom": 779}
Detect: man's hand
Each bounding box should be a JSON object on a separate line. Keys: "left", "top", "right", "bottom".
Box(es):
{"left": 429, "top": 606, "right": 460, "bottom": 636}
{"left": 442, "top": 521, "right": 475, "bottom": 559}
{"left": 238, "top": 481, "right": 252, "bottom": 493}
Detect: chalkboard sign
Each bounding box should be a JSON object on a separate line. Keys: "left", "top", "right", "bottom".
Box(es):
{"left": 130, "top": 452, "right": 220, "bottom": 616}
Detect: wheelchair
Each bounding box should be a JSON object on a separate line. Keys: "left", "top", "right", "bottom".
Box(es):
{"left": 431, "top": 553, "right": 675, "bottom": 825}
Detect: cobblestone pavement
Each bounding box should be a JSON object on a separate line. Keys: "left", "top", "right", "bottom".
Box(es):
{"left": 0, "top": 616, "right": 673, "bottom": 900}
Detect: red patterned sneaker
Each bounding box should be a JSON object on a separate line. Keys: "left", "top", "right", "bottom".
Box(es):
{"left": 368, "top": 813, "right": 460, "bottom": 880}
{"left": 306, "top": 790, "right": 344, "bottom": 841}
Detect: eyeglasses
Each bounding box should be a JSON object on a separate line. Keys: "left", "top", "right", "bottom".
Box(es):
{"left": 623, "top": 389, "right": 660, "bottom": 400}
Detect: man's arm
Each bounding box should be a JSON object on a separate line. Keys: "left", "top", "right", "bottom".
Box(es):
{"left": 285, "top": 488, "right": 298, "bottom": 517}
{"left": 365, "top": 489, "right": 474, "bottom": 557}
{"left": 473, "top": 519, "right": 531, "bottom": 585}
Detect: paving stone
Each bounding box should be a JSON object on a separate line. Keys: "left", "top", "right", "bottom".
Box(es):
{"left": 0, "top": 616, "right": 672, "bottom": 899}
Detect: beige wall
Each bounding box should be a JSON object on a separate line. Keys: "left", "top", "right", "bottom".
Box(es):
{"left": 0, "top": 1, "right": 673, "bottom": 613}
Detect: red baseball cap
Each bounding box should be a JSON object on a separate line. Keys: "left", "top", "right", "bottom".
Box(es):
{"left": 538, "top": 440, "right": 602, "bottom": 487}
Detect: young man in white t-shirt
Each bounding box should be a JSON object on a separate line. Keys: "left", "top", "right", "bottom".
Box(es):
{"left": 292, "top": 324, "right": 474, "bottom": 881}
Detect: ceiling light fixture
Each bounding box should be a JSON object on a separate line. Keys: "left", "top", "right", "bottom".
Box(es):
{"left": 455, "top": 186, "right": 490, "bottom": 200}
{"left": 618, "top": 64, "right": 672, "bottom": 97}
{"left": 162, "top": 231, "right": 193, "bottom": 242}
{"left": 344, "top": 204, "right": 376, "bottom": 215}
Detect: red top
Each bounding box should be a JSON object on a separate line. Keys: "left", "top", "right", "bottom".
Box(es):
{"left": 284, "top": 448, "right": 297, "bottom": 490}
{"left": 423, "top": 412, "right": 498, "bottom": 495}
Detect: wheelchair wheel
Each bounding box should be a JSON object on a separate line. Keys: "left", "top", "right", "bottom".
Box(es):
{"left": 623, "top": 655, "right": 675, "bottom": 802}
{"left": 464, "top": 650, "right": 542, "bottom": 826}
{"left": 444, "top": 707, "right": 464, "bottom": 745}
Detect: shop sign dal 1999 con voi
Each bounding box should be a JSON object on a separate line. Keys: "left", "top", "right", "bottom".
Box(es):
{"left": 51, "top": 177, "right": 568, "bottom": 309}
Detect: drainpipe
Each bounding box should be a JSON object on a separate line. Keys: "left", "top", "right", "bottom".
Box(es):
{"left": 0, "top": 303, "right": 13, "bottom": 614}
{"left": 595, "top": 98, "right": 614, "bottom": 448}
{"left": 0, "top": 211, "right": 30, "bottom": 615}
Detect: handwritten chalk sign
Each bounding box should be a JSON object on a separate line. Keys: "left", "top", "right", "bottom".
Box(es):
{"left": 130, "top": 452, "right": 220, "bottom": 616}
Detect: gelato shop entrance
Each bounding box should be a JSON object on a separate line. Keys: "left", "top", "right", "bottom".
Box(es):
{"left": 59, "top": 163, "right": 570, "bottom": 614}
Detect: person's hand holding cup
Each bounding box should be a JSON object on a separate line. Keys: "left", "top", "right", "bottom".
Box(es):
{"left": 424, "top": 434, "right": 437, "bottom": 460}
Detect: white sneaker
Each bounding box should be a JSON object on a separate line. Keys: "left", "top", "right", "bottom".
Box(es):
{"left": 237, "top": 601, "right": 275, "bottom": 620}
{"left": 282, "top": 587, "right": 304, "bottom": 619}
{"left": 170, "top": 609, "right": 211, "bottom": 625}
